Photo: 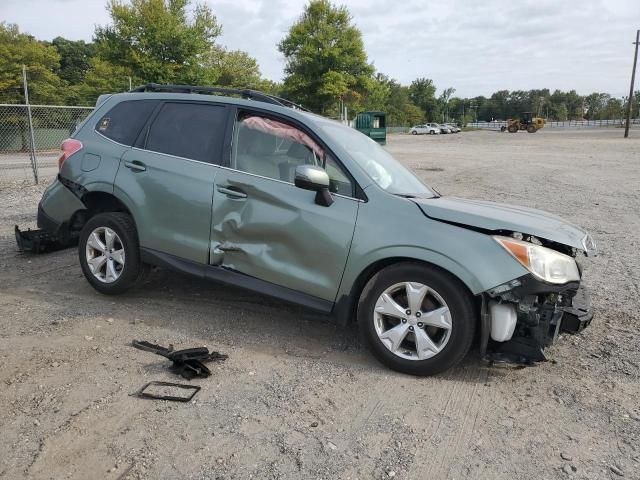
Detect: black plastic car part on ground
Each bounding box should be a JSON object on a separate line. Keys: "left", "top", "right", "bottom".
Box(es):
{"left": 15, "top": 225, "right": 73, "bottom": 253}
{"left": 132, "top": 340, "right": 228, "bottom": 379}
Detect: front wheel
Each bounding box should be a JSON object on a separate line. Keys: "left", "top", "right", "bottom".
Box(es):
{"left": 78, "top": 212, "right": 147, "bottom": 295}
{"left": 358, "top": 263, "right": 476, "bottom": 376}
{"left": 429, "top": 130, "right": 435, "bottom": 135}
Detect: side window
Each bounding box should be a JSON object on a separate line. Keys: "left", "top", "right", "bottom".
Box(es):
{"left": 232, "top": 114, "right": 354, "bottom": 197}
{"left": 145, "top": 103, "right": 227, "bottom": 163}
{"left": 95, "top": 100, "right": 159, "bottom": 145}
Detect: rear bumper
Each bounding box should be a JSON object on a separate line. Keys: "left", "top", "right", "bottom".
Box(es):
{"left": 16, "top": 177, "right": 85, "bottom": 253}
{"left": 37, "top": 202, "right": 61, "bottom": 232}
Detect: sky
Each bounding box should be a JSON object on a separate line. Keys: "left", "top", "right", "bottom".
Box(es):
{"left": 1, "top": 0, "right": 639, "bottom": 98}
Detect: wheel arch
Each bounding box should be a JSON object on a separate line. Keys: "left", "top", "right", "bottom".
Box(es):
{"left": 333, "top": 255, "right": 479, "bottom": 327}
{"left": 70, "top": 190, "right": 136, "bottom": 235}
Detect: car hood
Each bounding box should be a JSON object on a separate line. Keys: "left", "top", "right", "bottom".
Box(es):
{"left": 413, "top": 196, "right": 595, "bottom": 253}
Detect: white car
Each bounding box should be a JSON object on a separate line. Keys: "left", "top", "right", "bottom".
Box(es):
{"left": 431, "top": 123, "right": 451, "bottom": 134}
{"left": 410, "top": 124, "right": 440, "bottom": 135}
{"left": 445, "top": 123, "right": 461, "bottom": 133}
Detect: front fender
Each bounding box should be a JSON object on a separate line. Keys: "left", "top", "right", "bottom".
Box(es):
{"left": 332, "top": 190, "right": 529, "bottom": 324}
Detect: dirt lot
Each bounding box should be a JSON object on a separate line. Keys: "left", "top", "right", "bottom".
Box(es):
{"left": 1, "top": 128, "right": 639, "bottom": 480}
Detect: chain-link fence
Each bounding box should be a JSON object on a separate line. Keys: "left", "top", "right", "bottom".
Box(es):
{"left": 0, "top": 104, "right": 94, "bottom": 184}
{"left": 466, "top": 118, "right": 640, "bottom": 130}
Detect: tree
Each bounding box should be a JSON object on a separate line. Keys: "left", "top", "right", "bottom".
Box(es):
{"left": 0, "top": 22, "right": 63, "bottom": 104}
{"left": 386, "top": 80, "right": 423, "bottom": 126}
{"left": 94, "top": 0, "right": 222, "bottom": 84}
{"left": 584, "top": 92, "right": 609, "bottom": 120}
{"left": 199, "top": 47, "right": 262, "bottom": 88}
{"left": 409, "top": 78, "right": 438, "bottom": 121}
{"left": 50, "top": 37, "right": 96, "bottom": 85}
{"left": 438, "top": 87, "right": 455, "bottom": 122}
{"left": 278, "top": 0, "right": 374, "bottom": 114}
{"left": 69, "top": 57, "right": 136, "bottom": 105}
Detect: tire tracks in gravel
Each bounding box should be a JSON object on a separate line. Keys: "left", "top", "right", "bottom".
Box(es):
{"left": 414, "top": 364, "right": 492, "bottom": 479}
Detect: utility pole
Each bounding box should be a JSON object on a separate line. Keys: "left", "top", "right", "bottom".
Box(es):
{"left": 624, "top": 29, "right": 639, "bottom": 138}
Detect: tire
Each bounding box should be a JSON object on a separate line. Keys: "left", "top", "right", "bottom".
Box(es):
{"left": 357, "top": 262, "right": 476, "bottom": 376}
{"left": 78, "top": 212, "right": 146, "bottom": 295}
{"left": 507, "top": 124, "right": 518, "bottom": 133}
{"left": 411, "top": 130, "right": 418, "bottom": 135}
{"left": 429, "top": 130, "right": 435, "bottom": 135}
{"left": 527, "top": 125, "right": 537, "bottom": 133}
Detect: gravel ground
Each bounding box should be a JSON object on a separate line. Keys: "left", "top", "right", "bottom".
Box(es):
{"left": 1, "top": 128, "right": 639, "bottom": 480}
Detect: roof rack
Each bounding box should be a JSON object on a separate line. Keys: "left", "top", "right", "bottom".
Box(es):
{"left": 129, "top": 83, "right": 310, "bottom": 112}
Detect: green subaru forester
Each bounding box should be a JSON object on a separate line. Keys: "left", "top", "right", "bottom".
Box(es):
{"left": 32, "top": 84, "right": 596, "bottom": 375}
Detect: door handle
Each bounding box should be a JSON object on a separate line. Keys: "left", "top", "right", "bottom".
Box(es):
{"left": 217, "top": 185, "right": 247, "bottom": 199}
{"left": 124, "top": 160, "right": 146, "bottom": 172}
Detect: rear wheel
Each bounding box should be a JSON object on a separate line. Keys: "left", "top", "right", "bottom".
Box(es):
{"left": 507, "top": 124, "right": 518, "bottom": 133}
{"left": 358, "top": 263, "right": 476, "bottom": 376}
{"left": 527, "top": 124, "right": 537, "bottom": 133}
{"left": 411, "top": 130, "right": 418, "bottom": 135}
{"left": 78, "top": 212, "right": 147, "bottom": 295}
{"left": 429, "top": 130, "right": 435, "bottom": 135}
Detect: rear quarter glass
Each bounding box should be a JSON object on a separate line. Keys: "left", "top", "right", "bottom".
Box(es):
{"left": 95, "top": 100, "right": 160, "bottom": 145}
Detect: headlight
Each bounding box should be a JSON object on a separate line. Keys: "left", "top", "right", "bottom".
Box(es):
{"left": 493, "top": 236, "right": 580, "bottom": 284}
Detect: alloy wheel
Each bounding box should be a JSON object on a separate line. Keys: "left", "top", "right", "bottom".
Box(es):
{"left": 85, "top": 226, "right": 125, "bottom": 283}
{"left": 373, "top": 282, "right": 452, "bottom": 360}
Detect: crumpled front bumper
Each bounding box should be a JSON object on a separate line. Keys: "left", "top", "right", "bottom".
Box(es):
{"left": 482, "top": 275, "right": 594, "bottom": 364}
{"left": 559, "top": 286, "right": 593, "bottom": 334}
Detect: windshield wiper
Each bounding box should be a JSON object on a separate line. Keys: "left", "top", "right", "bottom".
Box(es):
{"left": 393, "top": 192, "right": 440, "bottom": 199}
{"left": 393, "top": 193, "right": 418, "bottom": 198}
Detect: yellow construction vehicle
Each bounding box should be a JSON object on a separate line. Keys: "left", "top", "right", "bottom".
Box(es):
{"left": 501, "top": 112, "right": 545, "bottom": 133}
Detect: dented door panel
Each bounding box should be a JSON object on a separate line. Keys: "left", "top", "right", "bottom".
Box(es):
{"left": 210, "top": 167, "right": 358, "bottom": 302}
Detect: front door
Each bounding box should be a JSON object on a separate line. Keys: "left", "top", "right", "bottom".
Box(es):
{"left": 210, "top": 111, "right": 359, "bottom": 302}
{"left": 115, "top": 102, "right": 229, "bottom": 264}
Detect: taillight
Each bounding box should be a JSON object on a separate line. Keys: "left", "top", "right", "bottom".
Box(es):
{"left": 58, "top": 139, "right": 83, "bottom": 171}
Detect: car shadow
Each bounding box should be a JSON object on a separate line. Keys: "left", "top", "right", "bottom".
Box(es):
{"left": 112, "top": 268, "right": 492, "bottom": 382}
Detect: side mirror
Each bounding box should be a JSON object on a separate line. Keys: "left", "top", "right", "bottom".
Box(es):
{"left": 294, "top": 165, "right": 333, "bottom": 207}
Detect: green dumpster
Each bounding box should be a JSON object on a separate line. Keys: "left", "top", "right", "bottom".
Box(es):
{"left": 355, "top": 111, "right": 387, "bottom": 145}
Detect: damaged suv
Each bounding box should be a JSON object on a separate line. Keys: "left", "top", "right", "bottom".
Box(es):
{"left": 24, "top": 84, "right": 596, "bottom": 375}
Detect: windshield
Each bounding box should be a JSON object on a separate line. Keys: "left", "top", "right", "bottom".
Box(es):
{"left": 320, "top": 122, "right": 436, "bottom": 197}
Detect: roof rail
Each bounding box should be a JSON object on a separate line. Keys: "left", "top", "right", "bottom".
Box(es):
{"left": 129, "top": 83, "right": 310, "bottom": 112}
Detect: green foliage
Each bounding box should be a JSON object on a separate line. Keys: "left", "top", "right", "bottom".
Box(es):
{"left": 368, "top": 75, "right": 422, "bottom": 126}
{"left": 409, "top": 78, "right": 439, "bottom": 121}
{"left": 50, "top": 37, "right": 96, "bottom": 85}
{"left": 199, "top": 48, "right": 262, "bottom": 88}
{"left": 69, "top": 58, "right": 137, "bottom": 105}
{"left": 0, "top": 23, "right": 64, "bottom": 104}
{"left": 278, "top": 0, "right": 374, "bottom": 114}
{"left": 94, "top": 0, "right": 222, "bottom": 84}
{"left": 0, "top": 0, "right": 635, "bottom": 129}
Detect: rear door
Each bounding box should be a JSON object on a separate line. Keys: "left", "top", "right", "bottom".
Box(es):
{"left": 209, "top": 110, "right": 359, "bottom": 302}
{"left": 115, "top": 101, "right": 229, "bottom": 264}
